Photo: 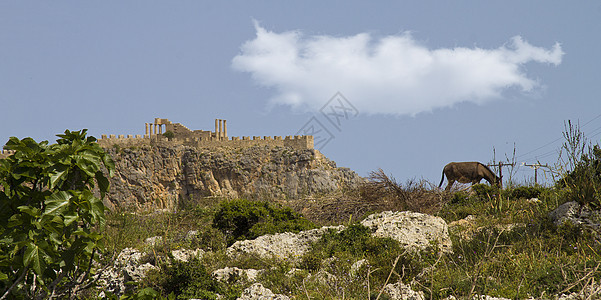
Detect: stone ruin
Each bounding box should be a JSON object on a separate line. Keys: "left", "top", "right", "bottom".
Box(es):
{"left": 97, "top": 118, "right": 314, "bottom": 150}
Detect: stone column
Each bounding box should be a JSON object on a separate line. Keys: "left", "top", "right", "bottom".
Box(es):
{"left": 215, "top": 119, "right": 219, "bottom": 139}
{"left": 218, "top": 119, "right": 223, "bottom": 140}
{"left": 158, "top": 124, "right": 163, "bottom": 135}
{"left": 223, "top": 120, "right": 227, "bottom": 138}
{"left": 145, "top": 123, "right": 149, "bottom": 136}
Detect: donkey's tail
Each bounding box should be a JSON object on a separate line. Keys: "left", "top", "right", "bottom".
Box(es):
{"left": 438, "top": 170, "right": 445, "bottom": 188}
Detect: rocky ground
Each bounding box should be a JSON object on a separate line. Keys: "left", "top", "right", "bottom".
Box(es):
{"left": 96, "top": 203, "right": 601, "bottom": 299}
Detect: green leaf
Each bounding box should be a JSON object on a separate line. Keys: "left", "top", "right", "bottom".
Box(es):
{"left": 7, "top": 214, "right": 24, "bottom": 228}
{"left": 44, "top": 191, "right": 72, "bottom": 217}
{"left": 63, "top": 211, "right": 79, "bottom": 227}
{"left": 49, "top": 164, "right": 69, "bottom": 189}
{"left": 24, "top": 243, "right": 45, "bottom": 275}
{"left": 102, "top": 153, "right": 116, "bottom": 177}
{"left": 0, "top": 271, "right": 7, "bottom": 281}
{"left": 17, "top": 206, "right": 40, "bottom": 217}
{"left": 95, "top": 171, "right": 110, "bottom": 198}
{"left": 75, "top": 150, "right": 102, "bottom": 177}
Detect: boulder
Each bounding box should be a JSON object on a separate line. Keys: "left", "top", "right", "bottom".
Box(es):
{"left": 98, "top": 248, "right": 158, "bottom": 296}
{"left": 171, "top": 248, "right": 204, "bottom": 262}
{"left": 237, "top": 283, "right": 290, "bottom": 300}
{"left": 383, "top": 282, "right": 425, "bottom": 300}
{"left": 226, "top": 225, "right": 345, "bottom": 261}
{"left": 360, "top": 211, "right": 452, "bottom": 253}
{"left": 212, "top": 266, "right": 262, "bottom": 282}
{"left": 548, "top": 201, "right": 601, "bottom": 230}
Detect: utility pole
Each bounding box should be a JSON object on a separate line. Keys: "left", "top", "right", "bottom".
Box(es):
{"left": 488, "top": 162, "right": 516, "bottom": 189}
{"left": 523, "top": 163, "right": 550, "bottom": 185}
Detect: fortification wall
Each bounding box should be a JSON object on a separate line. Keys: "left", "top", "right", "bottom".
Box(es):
{"left": 97, "top": 134, "right": 314, "bottom": 150}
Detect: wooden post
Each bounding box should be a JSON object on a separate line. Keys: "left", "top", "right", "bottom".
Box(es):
{"left": 524, "top": 163, "right": 549, "bottom": 185}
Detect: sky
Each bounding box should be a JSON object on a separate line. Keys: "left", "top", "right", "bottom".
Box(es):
{"left": 2, "top": 1, "right": 601, "bottom": 186}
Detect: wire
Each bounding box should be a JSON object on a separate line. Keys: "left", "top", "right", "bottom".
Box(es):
{"left": 516, "top": 112, "right": 601, "bottom": 160}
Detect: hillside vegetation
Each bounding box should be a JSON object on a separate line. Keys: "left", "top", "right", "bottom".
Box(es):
{"left": 1, "top": 124, "right": 600, "bottom": 299}
{"left": 93, "top": 136, "right": 601, "bottom": 299}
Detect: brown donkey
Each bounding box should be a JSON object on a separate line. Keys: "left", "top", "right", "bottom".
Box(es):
{"left": 438, "top": 162, "right": 500, "bottom": 190}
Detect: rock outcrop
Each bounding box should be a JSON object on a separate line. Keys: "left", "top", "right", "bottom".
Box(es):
{"left": 103, "top": 144, "right": 363, "bottom": 211}
{"left": 236, "top": 283, "right": 290, "bottom": 300}
{"left": 98, "top": 248, "right": 158, "bottom": 296}
{"left": 226, "top": 226, "right": 345, "bottom": 261}
{"left": 549, "top": 201, "right": 601, "bottom": 230}
{"left": 227, "top": 211, "right": 453, "bottom": 261}
{"left": 360, "top": 211, "right": 453, "bottom": 253}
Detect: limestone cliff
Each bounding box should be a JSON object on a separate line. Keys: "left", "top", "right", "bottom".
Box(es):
{"left": 102, "top": 143, "right": 363, "bottom": 211}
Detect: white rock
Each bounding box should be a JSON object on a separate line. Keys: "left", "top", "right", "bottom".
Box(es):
{"left": 350, "top": 259, "right": 367, "bottom": 277}
{"left": 144, "top": 236, "right": 163, "bottom": 247}
{"left": 97, "top": 248, "right": 158, "bottom": 296}
{"left": 227, "top": 226, "right": 345, "bottom": 261}
{"left": 212, "top": 266, "right": 262, "bottom": 282}
{"left": 360, "top": 211, "right": 452, "bottom": 253}
{"left": 237, "top": 283, "right": 290, "bottom": 300}
{"left": 171, "top": 248, "right": 204, "bottom": 262}
{"left": 383, "top": 281, "right": 425, "bottom": 300}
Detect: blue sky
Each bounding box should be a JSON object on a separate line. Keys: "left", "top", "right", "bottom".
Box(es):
{"left": 2, "top": 2, "right": 601, "bottom": 185}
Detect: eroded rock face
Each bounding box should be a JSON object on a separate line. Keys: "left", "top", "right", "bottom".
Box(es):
{"left": 103, "top": 144, "right": 363, "bottom": 211}
{"left": 360, "top": 211, "right": 452, "bottom": 253}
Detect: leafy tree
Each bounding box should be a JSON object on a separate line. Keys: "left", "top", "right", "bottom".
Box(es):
{"left": 0, "top": 129, "right": 115, "bottom": 299}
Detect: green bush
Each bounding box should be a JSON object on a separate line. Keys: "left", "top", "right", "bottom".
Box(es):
{"left": 301, "top": 224, "right": 420, "bottom": 280}
{"left": 472, "top": 183, "right": 499, "bottom": 199}
{"left": 506, "top": 185, "right": 545, "bottom": 200}
{"left": 144, "top": 258, "right": 242, "bottom": 300}
{"left": 212, "top": 199, "right": 316, "bottom": 246}
{"left": 558, "top": 145, "right": 601, "bottom": 209}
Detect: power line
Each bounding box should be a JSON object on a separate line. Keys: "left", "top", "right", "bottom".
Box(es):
{"left": 516, "top": 112, "right": 601, "bottom": 160}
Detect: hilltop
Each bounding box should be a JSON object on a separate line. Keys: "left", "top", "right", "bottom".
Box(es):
{"left": 102, "top": 142, "right": 364, "bottom": 212}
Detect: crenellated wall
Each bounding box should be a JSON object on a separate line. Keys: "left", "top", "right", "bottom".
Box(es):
{"left": 97, "top": 134, "right": 314, "bottom": 150}
{"left": 97, "top": 118, "right": 314, "bottom": 150}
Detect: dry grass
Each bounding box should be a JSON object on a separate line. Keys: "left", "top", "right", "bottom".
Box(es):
{"left": 287, "top": 169, "right": 449, "bottom": 225}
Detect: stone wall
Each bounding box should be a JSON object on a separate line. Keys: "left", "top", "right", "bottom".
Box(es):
{"left": 98, "top": 118, "right": 314, "bottom": 151}
{"left": 97, "top": 135, "right": 314, "bottom": 151}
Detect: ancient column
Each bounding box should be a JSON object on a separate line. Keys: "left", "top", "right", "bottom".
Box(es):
{"left": 145, "top": 123, "right": 149, "bottom": 136}
{"left": 218, "top": 119, "right": 223, "bottom": 140}
{"left": 223, "top": 120, "right": 227, "bottom": 138}
{"left": 158, "top": 124, "right": 163, "bottom": 135}
{"left": 215, "top": 119, "right": 218, "bottom": 139}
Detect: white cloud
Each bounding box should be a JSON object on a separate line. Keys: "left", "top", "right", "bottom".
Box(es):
{"left": 232, "top": 22, "right": 564, "bottom": 115}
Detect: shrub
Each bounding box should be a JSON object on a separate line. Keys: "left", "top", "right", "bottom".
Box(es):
{"left": 505, "top": 185, "right": 545, "bottom": 200}
{"left": 472, "top": 183, "right": 499, "bottom": 199}
{"left": 301, "top": 224, "right": 419, "bottom": 280}
{"left": 144, "top": 258, "right": 242, "bottom": 300}
{"left": 212, "top": 199, "right": 316, "bottom": 246}
{"left": 558, "top": 145, "right": 601, "bottom": 209}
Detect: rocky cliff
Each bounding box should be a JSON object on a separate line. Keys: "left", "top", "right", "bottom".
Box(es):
{"left": 102, "top": 143, "right": 363, "bottom": 211}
